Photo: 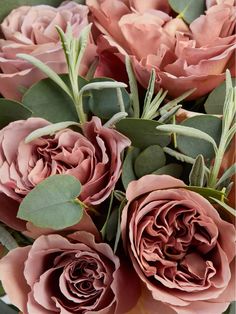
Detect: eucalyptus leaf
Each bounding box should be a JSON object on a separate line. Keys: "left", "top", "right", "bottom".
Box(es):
{"left": 0, "top": 300, "right": 18, "bottom": 314}
{"left": 88, "top": 78, "right": 130, "bottom": 119}
{"left": 134, "top": 145, "right": 166, "bottom": 178}
{"left": 205, "top": 78, "right": 236, "bottom": 114}
{"left": 189, "top": 155, "right": 205, "bottom": 187}
{"left": 105, "top": 207, "right": 119, "bottom": 242}
{"left": 17, "top": 175, "right": 83, "bottom": 230}
{"left": 223, "top": 302, "right": 236, "bottom": 314}
{"left": 122, "top": 147, "right": 140, "bottom": 189}
{"left": 0, "top": 99, "right": 32, "bottom": 129}
{"left": 25, "top": 121, "right": 81, "bottom": 143}
{"left": 116, "top": 118, "right": 170, "bottom": 149}
{"left": 156, "top": 123, "right": 218, "bottom": 153}
{"left": 152, "top": 163, "right": 183, "bottom": 178}
{"left": 168, "top": 0, "right": 205, "bottom": 24}
{"left": 22, "top": 77, "right": 81, "bottom": 123}
{"left": 176, "top": 115, "right": 222, "bottom": 162}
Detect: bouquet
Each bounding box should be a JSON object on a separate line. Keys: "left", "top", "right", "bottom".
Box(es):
{"left": 0, "top": 0, "right": 235, "bottom": 313}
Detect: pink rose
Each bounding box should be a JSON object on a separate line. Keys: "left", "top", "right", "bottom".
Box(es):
{"left": 121, "top": 175, "right": 236, "bottom": 314}
{"left": 87, "top": 0, "right": 236, "bottom": 99}
{"left": 0, "top": 117, "right": 130, "bottom": 231}
{"left": 0, "top": 1, "right": 96, "bottom": 100}
{"left": 0, "top": 231, "right": 140, "bottom": 314}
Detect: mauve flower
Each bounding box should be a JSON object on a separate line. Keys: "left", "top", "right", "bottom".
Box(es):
{"left": 0, "top": 1, "right": 96, "bottom": 100}
{"left": 0, "top": 231, "right": 140, "bottom": 314}
{"left": 121, "top": 175, "right": 236, "bottom": 314}
{"left": 0, "top": 117, "right": 130, "bottom": 231}
{"left": 87, "top": 0, "right": 236, "bottom": 99}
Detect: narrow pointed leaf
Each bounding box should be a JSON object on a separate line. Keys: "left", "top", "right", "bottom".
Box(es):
{"left": 189, "top": 155, "right": 205, "bottom": 187}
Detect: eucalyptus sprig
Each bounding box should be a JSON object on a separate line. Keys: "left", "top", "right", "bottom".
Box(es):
{"left": 17, "top": 24, "right": 128, "bottom": 123}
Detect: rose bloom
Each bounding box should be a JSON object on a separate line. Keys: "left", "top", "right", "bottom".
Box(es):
{"left": 0, "top": 231, "right": 139, "bottom": 314}
{"left": 121, "top": 175, "right": 236, "bottom": 314}
{"left": 87, "top": 0, "right": 236, "bottom": 99}
{"left": 0, "top": 117, "right": 130, "bottom": 231}
{"left": 0, "top": 1, "right": 96, "bottom": 100}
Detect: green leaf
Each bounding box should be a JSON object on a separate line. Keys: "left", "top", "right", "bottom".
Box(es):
{"left": 17, "top": 54, "right": 71, "bottom": 97}
{"left": 0, "top": 99, "right": 32, "bottom": 129}
{"left": 22, "top": 77, "right": 81, "bottom": 123}
{"left": 88, "top": 78, "right": 131, "bottom": 119}
{"left": 184, "top": 186, "right": 225, "bottom": 202}
{"left": 0, "top": 226, "right": 18, "bottom": 251}
{"left": 223, "top": 302, "right": 236, "bottom": 314}
{"left": 204, "top": 78, "right": 236, "bottom": 115}
{"left": 25, "top": 121, "right": 81, "bottom": 143}
{"left": 0, "top": 300, "right": 18, "bottom": 314}
{"left": 176, "top": 115, "right": 222, "bottom": 162}
{"left": 122, "top": 147, "right": 140, "bottom": 189}
{"left": 116, "top": 118, "right": 171, "bottom": 149}
{"left": 105, "top": 207, "right": 119, "bottom": 242}
{"left": 17, "top": 175, "right": 83, "bottom": 230}
{"left": 168, "top": 0, "right": 205, "bottom": 24}
{"left": 134, "top": 145, "right": 166, "bottom": 178}
{"left": 210, "top": 198, "right": 236, "bottom": 218}
{"left": 156, "top": 123, "right": 218, "bottom": 153}
{"left": 189, "top": 155, "right": 205, "bottom": 187}
{"left": 152, "top": 163, "right": 183, "bottom": 178}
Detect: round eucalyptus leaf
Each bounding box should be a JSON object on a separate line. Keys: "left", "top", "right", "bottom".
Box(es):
{"left": 177, "top": 115, "right": 222, "bottom": 163}
{"left": 204, "top": 78, "right": 236, "bottom": 114}
{"left": 168, "top": 0, "right": 205, "bottom": 24}
{"left": 122, "top": 147, "right": 140, "bottom": 189}
{"left": 88, "top": 77, "right": 131, "bottom": 119}
{"left": 0, "top": 98, "right": 32, "bottom": 129}
{"left": 116, "top": 118, "right": 171, "bottom": 149}
{"left": 134, "top": 145, "right": 166, "bottom": 178}
{"left": 17, "top": 175, "right": 83, "bottom": 230}
{"left": 22, "top": 77, "right": 80, "bottom": 123}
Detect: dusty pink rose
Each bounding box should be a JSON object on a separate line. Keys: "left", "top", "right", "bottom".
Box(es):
{"left": 0, "top": 231, "right": 140, "bottom": 314}
{"left": 87, "top": 0, "right": 236, "bottom": 99}
{"left": 121, "top": 175, "right": 236, "bottom": 314}
{"left": 0, "top": 117, "right": 130, "bottom": 231}
{"left": 0, "top": 1, "right": 96, "bottom": 100}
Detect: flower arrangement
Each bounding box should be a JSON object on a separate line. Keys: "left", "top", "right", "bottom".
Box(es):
{"left": 0, "top": 1, "right": 235, "bottom": 314}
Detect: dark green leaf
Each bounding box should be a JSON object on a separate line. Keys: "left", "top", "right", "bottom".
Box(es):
{"left": 88, "top": 78, "right": 131, "bottom": 119}
{"left": 122, "top": 147, "right": 140, "bottom": 189}
{"left": 17, "top": 175, "right": 83, "bottom": 230}
{"left": 0, "top": 0, "right": 85, "bottom": 22}
{"left": 223, "top": 302, "right": 236, "bottom": 314}
{"left": 22, "top": 76, "right": 86, "bottom": 123}
{"left": 105, "top": 207, "right": 119, "bottom": 242}
{"left": 189, "top": 155, "right": 205, "bottom": 187}
{"left": 0, "top": 99, "right": 32, "bottom": 129}
{"left": 0, "top": 281, "right": 5, "bottom": 297}
{"left": 152, "top": 163, "right": 183, "bottom": 178}
{"left": 177, "top": 115, "right": 222, "bottom": 162}
{"left": 134, "top": 145, "right": 166, "bottom": 178}
{"left": 168, "top": 0, "right": 205, "bottom": 24}
{"left": 204, "top": 78, "right": 236, "bottom": 114}
{"left": 184, "top": 186, "right": 225, "bottom": 202}
{"left": 0, "top": 300, "right": 18, "bottom": 314}
{"left": 116, "top": 118, "right": 171, "bottom": 149}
